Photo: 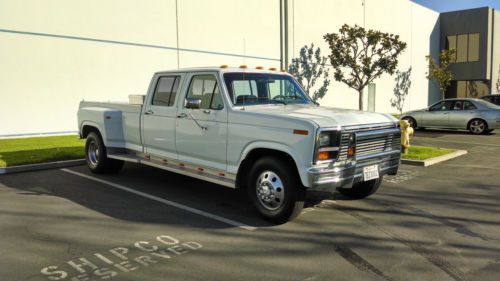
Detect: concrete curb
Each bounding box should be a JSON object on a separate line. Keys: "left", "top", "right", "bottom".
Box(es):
{"left": 401, "top": 150, "right": 468, "bottom": 167}
{"left": 0, "top": 159, "right": 85, "bottom": 175}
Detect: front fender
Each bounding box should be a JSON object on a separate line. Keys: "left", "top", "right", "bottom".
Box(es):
{"left": 237, "top": 141, "right": 310, "bottom": 188}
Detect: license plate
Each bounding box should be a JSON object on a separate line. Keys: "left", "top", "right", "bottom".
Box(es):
{"left": 363, "top": 165, "right": 379, "bottom": 181}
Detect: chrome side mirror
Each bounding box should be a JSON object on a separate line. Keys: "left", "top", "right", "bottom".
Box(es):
{"left": 185, "top": 98, "right": 202, "bottom": 109}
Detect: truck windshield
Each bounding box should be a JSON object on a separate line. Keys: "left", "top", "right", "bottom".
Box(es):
{"left": 223, "top": 73, "right": 313, "bottom": 106}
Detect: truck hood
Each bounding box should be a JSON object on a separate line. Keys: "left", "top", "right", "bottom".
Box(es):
{"left": 241, "top": 104, "right": 397, "bottom": 128}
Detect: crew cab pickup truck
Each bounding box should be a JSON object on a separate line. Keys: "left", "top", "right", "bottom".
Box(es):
{"left": 78, "top": 66, "right": 401, "bottom": 223}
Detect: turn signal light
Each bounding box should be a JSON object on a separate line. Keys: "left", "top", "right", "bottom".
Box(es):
{"left": 347, "top": 147, "right": 355, "bottom": 157}
{"left": 317, "top": 151, "right": 330, "bottom": 161}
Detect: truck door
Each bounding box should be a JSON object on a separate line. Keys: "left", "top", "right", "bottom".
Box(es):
{"left": 142, "top": 74, "right": 183, "bottom": 159}
{"left": 175, "top": 73, "right": 228, "bottom": 171}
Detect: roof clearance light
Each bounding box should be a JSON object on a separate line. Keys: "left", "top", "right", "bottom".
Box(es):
{"left": 281, "top": 69, "right": 287, "bottom": 72}
{"left": 269, "top": 67, "right": 277, "bottom": 71}
{"left": 256, "top": 66, "right": 264, "bottom": 70}
{"left": 220, "top": 65, "right": 228, "bottom": 68}
{"left": 239, "top": 65, "right": 248, "bottom": 69}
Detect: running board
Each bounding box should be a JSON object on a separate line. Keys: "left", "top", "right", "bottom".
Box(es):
{"left": 107, "top": 153, "right": 236, "bottom": 188}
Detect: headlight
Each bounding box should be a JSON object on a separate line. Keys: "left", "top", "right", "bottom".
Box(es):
{"left": 315, "top": 130, "right": 341, "bottom": 163}
{"left": 319, "top": 133, "right": 331, "bottom": 146}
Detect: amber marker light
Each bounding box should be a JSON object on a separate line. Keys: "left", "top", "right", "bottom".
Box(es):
{"left": 256, "top": 66, "right": 264, "bottom": 69}
{"left": 347, "top": 147, "right": 355, "bottom": 157}
{"left": 293, "top": 129, "right": 308, "bottom": 135}
{"left": 317, "top": 151, "right": 330, "bottom": 161}
{"left": 239, "top": 65, "right": 248, "bottom": 69}
{"left": 269, "top": 67, "right": 277, "bottom": 71}
{"left": 220, "top": 65, "right": 228, "bottom": 68}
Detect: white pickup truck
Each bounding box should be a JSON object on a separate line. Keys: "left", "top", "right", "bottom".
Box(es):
{"left": 78, "top": 66, "right": 401, "bottom": 223}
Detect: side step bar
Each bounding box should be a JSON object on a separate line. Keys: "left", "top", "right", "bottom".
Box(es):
{"left": 107, "top": 153, "right": 236, "bottom": 188}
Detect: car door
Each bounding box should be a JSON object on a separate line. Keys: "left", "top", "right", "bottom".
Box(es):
{"left": 421, "top": 100, "right": 453, "bottom": 127}
{"left": 175, "top": 73, "right": 228, "bottom": 171}
{"left": 448, "top": 100, "right": 470, "bottom": 128}
{"left": 142, "top": 74, "right": 183, "bottom": 159}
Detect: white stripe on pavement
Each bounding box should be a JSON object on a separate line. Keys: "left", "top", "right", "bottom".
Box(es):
{"left": 413, "top": 137, "right": 500, "bottom": 147}
{"left": 61, "top": 168, "right": 257, "bottom": 231}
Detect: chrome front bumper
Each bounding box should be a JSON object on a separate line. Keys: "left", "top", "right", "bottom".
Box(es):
{"left": 306, "top": 150, "right": 401, "bottom": 193}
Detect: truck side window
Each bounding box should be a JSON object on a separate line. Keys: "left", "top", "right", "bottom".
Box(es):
{"left": 186, "top": 75, "right": 224, "bottom": 110}
{"left": 152, "top": 76, "right": 180, "bottom": 106}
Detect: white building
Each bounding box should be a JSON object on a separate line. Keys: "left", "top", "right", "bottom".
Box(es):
{"left": 0, "top": 0, "right": 440, "bottom": 136}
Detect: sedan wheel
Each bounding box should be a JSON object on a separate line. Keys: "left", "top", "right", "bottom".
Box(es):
{"left": 402, "top": 117, "right": 417, "bottom": 129}
{"left": 469, "top": 119, "right": 487, "bottom": 135}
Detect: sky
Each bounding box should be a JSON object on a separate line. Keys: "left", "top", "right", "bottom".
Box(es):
{"left": 412, "top": 0, "right": 500, "bottom": 12}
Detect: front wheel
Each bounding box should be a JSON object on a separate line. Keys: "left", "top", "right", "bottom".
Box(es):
{"left": 402, "top": 117, "right": 417, "bottom": 129}
{"left": 337, "top": 176, "right": 383, "bottom": 199}
{"left": 247, "top": 156, "right": 305, "bottom": 223}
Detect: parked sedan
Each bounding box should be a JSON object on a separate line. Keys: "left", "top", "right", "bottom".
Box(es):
{"left": 480, "top": 94, "right": 500, "bottom": 106}
{"left": 401, "top": 98, "right": 500, "bottom": 134}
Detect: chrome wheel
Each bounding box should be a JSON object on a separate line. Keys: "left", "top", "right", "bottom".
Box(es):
{"left": 256, "top": 171, "right": 285, "bottom": 211}
{"left": 470, "top": 120, "right": 485, "bottom": 134}
{"left": 87, "top": 140, "right": 99, "bottom": 167}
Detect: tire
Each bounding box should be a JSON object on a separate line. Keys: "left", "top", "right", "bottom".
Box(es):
{"left": 247, "top": 156, "right": 305, "bottom": 223}
{"left": 468, "top": 119, "right": 488, "bottom": 135}
{"left": 402, "top": 117, "right": 417, "bottom": 129}
{"left": 337, "top": 176, "right": 383, "bottom": 199}
{"left": 85, "top": 132, "right": 124, "bottom": 174}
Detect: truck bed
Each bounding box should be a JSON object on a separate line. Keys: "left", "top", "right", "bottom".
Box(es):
{"left": 78, "top": 101, "right": 143, "bottom": 151}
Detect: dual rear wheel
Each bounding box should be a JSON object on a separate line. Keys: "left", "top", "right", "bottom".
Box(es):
{"left": 85, "top": 132, "right": 124, "bottom": 174}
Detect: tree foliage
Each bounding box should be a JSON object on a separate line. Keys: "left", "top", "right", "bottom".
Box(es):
{"left": 288, "top": 44, "right": 330, "bottom": 102}
{"left": 426, "top": 49, "right": 456, "bottom": 99}
{"left": 324, "top": 24, "right": 407, "bottom": 110}
{"left": 391, "top": 67, "right": 412, "bottom": 114}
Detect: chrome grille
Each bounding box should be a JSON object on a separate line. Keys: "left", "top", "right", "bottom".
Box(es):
{"left": 338, "top": 124, "right": 400, "bottom": 160}
{"left": 356, "top": 134, "right": 400, "bottom": 157}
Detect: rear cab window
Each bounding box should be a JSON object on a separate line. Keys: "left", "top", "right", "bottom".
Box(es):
{"left": 152, "top": 75, "right": 181, "bottom": 106}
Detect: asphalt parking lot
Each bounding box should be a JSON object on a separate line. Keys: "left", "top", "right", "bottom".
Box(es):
{"left": 1, "top": 130, "right": 499, "bottom": 281}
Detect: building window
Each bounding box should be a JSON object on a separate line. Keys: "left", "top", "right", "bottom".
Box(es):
{"left": 446, "top": 33, "right": 480, "bottom": 63}
{"left": 446, "top": 80, "right": 489, "bottom": 99}
{"left": 467, "top": 33, "right": 479, "bottom": 62}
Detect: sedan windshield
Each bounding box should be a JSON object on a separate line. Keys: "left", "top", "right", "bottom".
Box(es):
{"left": 223, "top": 73, "right": 312, "bottom": 106}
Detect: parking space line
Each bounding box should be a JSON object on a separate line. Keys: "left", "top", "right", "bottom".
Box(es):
{"left": 60, "top": 168, "right": 257, "bottom": 231}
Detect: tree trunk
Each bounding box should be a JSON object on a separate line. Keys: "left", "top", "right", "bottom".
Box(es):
{"left": 358, "top": 89, "right": 364, "bottom": 111}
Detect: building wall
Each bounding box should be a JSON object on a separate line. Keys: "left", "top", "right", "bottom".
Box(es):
{"left": 439, "top": 7, "right": 492, "bottom": 81}
{"left": 492, "top": 9, "right": 500, "bottom": 94}
{"left": 0, "top": 0, "right": 438, "bottom": 136}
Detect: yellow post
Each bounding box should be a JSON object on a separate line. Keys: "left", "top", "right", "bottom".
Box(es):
{"left": 400, "top": 119, "right": 414, "bottom": 154}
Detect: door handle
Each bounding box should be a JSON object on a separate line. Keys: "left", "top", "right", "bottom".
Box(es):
{"left": 177, "top": 113, "right": 188, "bottom": 118}
{"left": 144, "top": 110, "right": 154, "bottom": 115}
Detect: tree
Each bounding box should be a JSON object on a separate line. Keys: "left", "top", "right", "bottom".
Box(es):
{"left": 288, "top": 44, "right": 330, "bottom": 102}
{"left": 426, "top": 49, "right": 456, "bottom": 99}
{"left": 324, "top": 24, "right": 407, "bottom": 110}
{"left": 390, "top": 67, "right": 412, "bottom": 115}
